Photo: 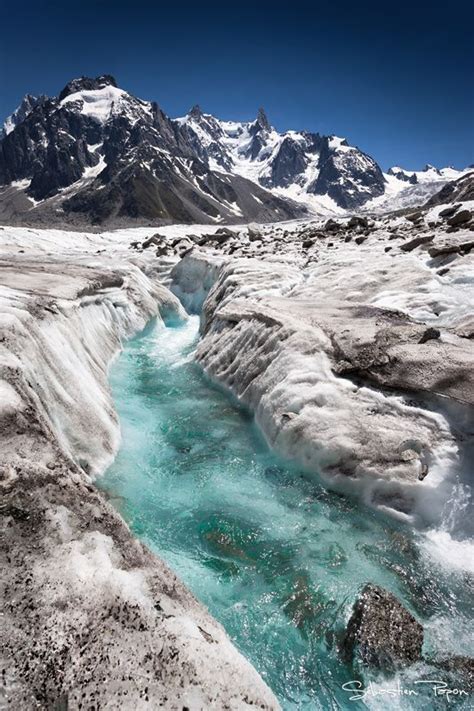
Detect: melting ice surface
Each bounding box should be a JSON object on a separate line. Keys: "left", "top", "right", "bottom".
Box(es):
{"left": 100, "top": 317, "right": 473, "bottom": 710}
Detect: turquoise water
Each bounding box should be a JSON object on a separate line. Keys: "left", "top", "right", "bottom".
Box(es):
{"left": 100, "top": 316, "right": 472, "bottom": 709}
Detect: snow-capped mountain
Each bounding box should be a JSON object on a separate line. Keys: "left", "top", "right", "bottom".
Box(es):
{"left": 0, "top": 74, "right": 469, "bottom": 226}
{"left": 176, "top": 105, "right": 386, "bottom": 211}
{"left": 362, "top": 164, "right": 472, "bottom": 213}
{"left": 0, "top": 94, "right": 47, "bottom": 139}
{"left": 0, "top": 75, "right": 305, "bottom": 226}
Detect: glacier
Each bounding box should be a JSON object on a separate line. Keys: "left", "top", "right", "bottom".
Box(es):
{"left": 0, "top": 226, "right": 279, "bottom": 709}
{"left": 1, "top": 192, "right": 473, "bottom": 706}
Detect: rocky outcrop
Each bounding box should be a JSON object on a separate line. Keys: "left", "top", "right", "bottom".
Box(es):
{"left": 0, "top": 245, "right": 279, "bottom": 709}
{"left": 309, "top": 143, "right": 386, "bottom": 209}
{"left": 426, "top": 171, "right": 474, "bottom": 206}
{"left": 341, "top": 584, "right": 423, "bottom": 669}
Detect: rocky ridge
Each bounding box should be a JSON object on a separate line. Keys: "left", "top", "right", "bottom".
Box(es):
{"left": 1, "top": 75, "right": 469, "bottom": 228}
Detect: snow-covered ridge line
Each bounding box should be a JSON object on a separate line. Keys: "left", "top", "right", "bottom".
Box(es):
{"left": 1, "top": 233, "right": 279, "bottom": 709}
{"left": 2, "top": 74, "right": 469, "bottom": 228}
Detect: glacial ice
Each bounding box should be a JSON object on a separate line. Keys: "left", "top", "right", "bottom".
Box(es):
{"left": 170, "top": 225, "right": 473, "bottom": 530}
{"left": 0, "top": 227, "right": 279, "bottom": 709}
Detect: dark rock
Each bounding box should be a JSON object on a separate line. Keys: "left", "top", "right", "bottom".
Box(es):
{"left": 247, "top": 226, "right": 262, "bottom": 242}
{"left": 400, "top": 234, "right": 434, "bottom": 252}
{"left": 347, "top": 215, "right": 369, "bottom": 229}
{"left": 206, "top": 227, "right": 235, "bottom": 244}
{"left": 406, "top": 211, "right": 423, "bottom": 223}
{"left": 447, "top": 209, "right": 472, "bottom": 227}
{"left": 347, "top": 215, "right": 369, "bottom": 230}
{"left": 58, "top": 74, "right": 117, "bottom": 101}
{"left": 302, "top": 238, "right": 315, "bottom": 249}
{"left": 437, "top": 267, "right": 450, "bottom": 276}
{"left": 341, "top": 584, "right": 423, "bottom": 670}
{"left": 309, "top": 141, "right": 386, "bottom": 209}
{"left": 426, "top": 171, "right": 474, "bottom": 206}
{"left": 142, "top": 233, "right": 166, "bottom": 249}
{"left": 324, "top": 218, "right": 340, "bottom": 232}
{"left": 387, "top": 167, "right": 418, "bottom": 184}
{"left": 418, "top": 327, "right": 440, "bottom": 344}
{"left": 429, "top": 656, "right": 474, "bottom": 691}
{"left": 429, "top": 239, "right": 474, "bottom": 257}
{"left": 384, "top": 246, "right": 392, "bottom": 252}
{"left": 418, "top": 464, "right": 429, "bottom": 481}
{"left": 439, "top": 204, "right": 460, "bottom": 218}
{"left": 355, "top": 236, "right": 367, "bottom": 245}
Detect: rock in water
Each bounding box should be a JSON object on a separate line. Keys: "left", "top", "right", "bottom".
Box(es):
{"left": 341, "top": 584, "right": 423, "bottom": 670}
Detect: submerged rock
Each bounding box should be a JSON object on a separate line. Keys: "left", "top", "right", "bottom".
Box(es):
{"left": 341, "top": 584, "right": 423, "bottom": 670}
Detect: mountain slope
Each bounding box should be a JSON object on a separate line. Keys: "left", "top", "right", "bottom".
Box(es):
{"left": 0, "top": 75, "right": 469, "bottom": 226}
{"left": 0, "top": 76, "right": 305, "bottom": 226}
{"left": 177, "top": 107, "right": 386, "bottom": 210}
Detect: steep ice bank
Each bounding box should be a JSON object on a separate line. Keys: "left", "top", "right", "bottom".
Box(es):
{"left": 171, "top": 251, "right": 471, "bottom": 528}
{"left": 0, "top": 239, "right": 279, "bottom": 709}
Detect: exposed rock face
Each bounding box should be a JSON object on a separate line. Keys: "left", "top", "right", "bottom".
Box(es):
{"left": 0, "top": 76, "right": 304, "bottom": 226}
{"left": 426, "top": 171, "right": 474, "bottom": 205}
{"left": 388, "top": 166, "right": 418, "bottom": 184}
{"left": 309, "top": 143, "right": 386, "bottom": 209}
{"left": 1, "top": 93, "right": 48, "bottom": 138}
{"left": 341, "top": 584, "right": 423, "bottom": 669}
{"left": 0, "top": 240, "right": 279, "bottom": 709}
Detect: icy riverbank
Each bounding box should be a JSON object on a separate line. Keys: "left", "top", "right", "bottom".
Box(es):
{"left": 0, "top": 227, "right": 279, "bottom": 709}
{"left": 169, "top": 213, "right": 473, "bottom": 542}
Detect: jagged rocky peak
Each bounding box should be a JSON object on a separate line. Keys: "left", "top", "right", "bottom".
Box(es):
{"left": 1, "top": 73, "right": 469, "bottom": 224}
{"left": 2, "top": 94, "right": 47, "bottom": 137}
{"left": 58, "top": 74, "right": 118, "bottom": 101}
{"left": 249, "top": 107, "right": 271, "bottom": 136}
{"left": 0, "top": 74, "right": 305, "bottom": 225}
{"left": 388, "top": 166, "right": 418, "bottom": 184}
{"left": 423, "top": 163, "right": 441, "bottom": 175}
{"left": 188, "top": 104, "right": 204, "bottom": 119}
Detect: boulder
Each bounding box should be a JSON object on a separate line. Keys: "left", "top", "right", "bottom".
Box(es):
{"left": 418, "top": 327, "right": 440, "bottom": 344}
{"left": 247, "top": 225, "right": 262, "bottom": 242}
{"left": 142, "top": 233, "right": 166, "bottom": 249}
{"left": 341, "top": 584, "right": 423, "bottom": 670}
{"left": 347, "top": 215, "right": 369, "bottom": 230}
{"left": 430, "top": 656, "right": 474, "bottom": 691}
{"left": 400, "top": 234, "right": 434, "bottom": 252}
{"left": 428, "top": 239, "right": 474, "bottom": 257}
{"left": 324, "top": 218, "right": 341, "bottom": 232}
{"left": 206, "top": 227, "right": 235, "bottom": 244}
{"left": 447, "top": 209, "right": 472, "bottom": 227}
{"left": 406, "top": 211, "right": 423, "bottom": 223}
{"left": 439, "top": 204, "right": 460, "bottom": 218}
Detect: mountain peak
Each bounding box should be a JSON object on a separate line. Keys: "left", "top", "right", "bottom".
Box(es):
{"left": 189, "top": 104, "right": 203, "bottom": 119}
{"left": 255, "top": 107, "right": 271, "bottom": 132}
{"left": 2, "top": 94, "right": 48, "bottom": 138}
{"left": 58, "top": 75, "right": 118, "bottom": 102}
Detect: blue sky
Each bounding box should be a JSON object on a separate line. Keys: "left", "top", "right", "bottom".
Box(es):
{"left": 1, "top": 0, "right": 473, "bottom": 169}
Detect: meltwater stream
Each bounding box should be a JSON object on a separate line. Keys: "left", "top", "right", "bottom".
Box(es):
{"left": 99, "top": 317, "right": 473, "bottom": 710}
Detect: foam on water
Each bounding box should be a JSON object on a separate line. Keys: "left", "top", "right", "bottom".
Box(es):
{"left": 99, "top": 317, "right": 473, "bottom": 709}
